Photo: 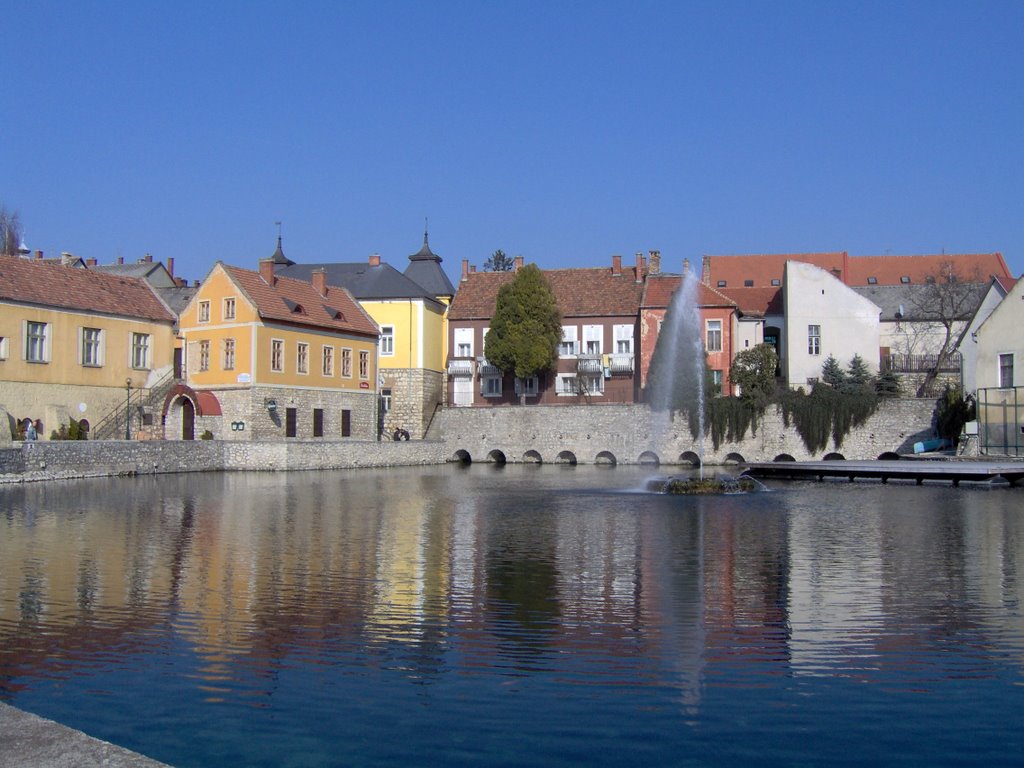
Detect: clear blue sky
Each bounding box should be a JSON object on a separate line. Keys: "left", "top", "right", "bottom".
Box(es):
{"left": 4, "top": 0, "right": 1023, "bottom": 285}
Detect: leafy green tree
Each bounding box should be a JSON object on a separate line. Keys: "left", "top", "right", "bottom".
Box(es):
{"left": 484, "top": 249, "right": 516, "bottom": 272}
{"left": 729, "top": 343, "right": 778, "bottom": 406}
{"left": 484, "top": 264, "right": 562, "bottom": 402}
{"left": 0, "top": 205, "right": 23, "bottom": 256}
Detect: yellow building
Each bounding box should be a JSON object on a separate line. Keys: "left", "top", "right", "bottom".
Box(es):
{"left": 173, "top": 253, "right": 380, "bottom": 440}
{"left": 0, "top": 254, "right": 176, "bottom": 439}
{"left": 276, "top": 233, "right": 455, "bottom": 438}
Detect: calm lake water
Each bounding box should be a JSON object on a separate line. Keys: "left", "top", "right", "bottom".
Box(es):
{"left": 1, "top": 464, "right": 1022, "bottom": 767}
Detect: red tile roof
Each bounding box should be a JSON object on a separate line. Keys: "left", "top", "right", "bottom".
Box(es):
{"left": 449, "top": 265, "right": 645, "bottom": 320}
{"left": 0, "top": 254, "right": 175, "bottom": 322}
{"left": 703, "top": 251, "right": 1011, "bottom": 288}
{"left": 703, "top": 253, "right": 847, "bottom": 288}
{"left": 716, "top": 286, "right": 784, "bottom": 317}
{"left": 224, "top": 264, "right": 378, "bottom": 338}
{"left": 641, "top": 274, "right": 736, "bottom": 309}
{"left": 844, "top": 253, "right": 1011, "bottom": 285}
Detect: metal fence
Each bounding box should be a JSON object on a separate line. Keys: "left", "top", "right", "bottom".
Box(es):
{"left": 976, "top": 386, "right": 1023, "bottom": 457}
{"left": 882, "top": 352, "right": 962, "bottom": 373}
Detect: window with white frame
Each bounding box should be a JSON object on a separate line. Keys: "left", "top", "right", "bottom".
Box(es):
{"left": 198, "top": 300, "right": 210, "bottom": 323}
{"left": 381, "top": 388, "right": 392, "bottom": 413}
{"left": 999, "top": 353, "right": 1014, "bottom": 388}
{"left": 381, "top": 326, "right": 394, "bottom": 356}
{"left": 297, "top": 342, "right": 309, "bottom": 374}
{"left": 581, "top": 373, "right": 604, "bottom": 395}
{"left": 81, "top": 327, "right": 103, "bottom": 367}
{"left": 341, "top": 347, "right": 352, "bottom": 377}
{"left": 454, "top": 327, "right": 474, "bottom": 358}
{"left": 223, "top": 338, "right": 235, "bottom": 370}
{"left": 558, "top": 325, "right": 578, "bottom": 357}
{"left": 322, "top": 345, "right": 334, "bottom": 376}
{"left": 808, "top": 325, "right": 821, "bottom": 356}
{"left": 359, "top": 350, "right": 369, "bottom": 379}
{"left": 0, "top": 335, "right": 8, "bottom": 360}
{"left": 558, "top": 372, "right": 603, "bottom": 395}
{"left": 614, "top": 324, "right": 633, "bottom": 355}
{"left": 271, "top": 339, "right": 284, "bottom": 372}
{"left": 199, "top": 340, "right": 211, "bottom": 372}
{"left": 706, "top": 319, "right": 722, "bottom": 352}
{"left": 131, "top": 332, "right": 151, "bottom": 369}
{"left": 557, "top": 374, "right": 579, "bottom": 395}
{"left": 223, "top": 297, "right": 236, "bottom": 320}
{"left": 583, "top": 324, "right": 602, "bottom": 355}
{"left": 711, "top": 369, "right": 723, "bottom": 393}
{"left": 25, "top": 321, "right": 49, "bottom": 362}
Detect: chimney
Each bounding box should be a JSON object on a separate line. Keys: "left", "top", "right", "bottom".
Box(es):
{"left": 470, "top": 265, "right": 476, "bottom": 273}
{"left": 143, "top": 253, "right": 153, "bottom": 263}
{"left": 461, "top": 259, "right": 470, "bottom": 282}
{"left": 683, "top": 258, "right": 690, "bottom": 276}
{"left": 35, "top": 250, "right": 43, "bottom": 260}
{"left": 117, "top": 256, "right": 124, "bottom": 265}
{"left": 635, "top": 252, "right": 646, "bottom": 282}
{"left": 312, "top": 268, "right": 327, "bottom": 296}
{"left": 648, "top": 250, "right": 661, "bottom": 275}
{"left": 369, "top": 254, "right": 381, "bottom": 267}
{"left": 86, "top": 258, "right": 97, "bottom": 266}
{"left": 611, "top": 254, "right": 622, "bottom": 275}
{"left": 259, "top": 258, "right": 276, "bottom": 285}
{"left": 175, "top": 277, "right": 186, "bottom": 287}
{"left": 166, "top": 257, "right": 174, "bottom": 277}
{"left": 514, "top": 255, "right": 524, "bottom": 272}
{"left": 702, "top": 256, "right": 711, "bottom": 285}
{"left": 193, "top": 279, "right": 200, "bottom": 288}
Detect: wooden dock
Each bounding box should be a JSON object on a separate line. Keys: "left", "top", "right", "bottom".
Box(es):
{"left": 740, "top": 459, "right": 1024, "bottom": 487}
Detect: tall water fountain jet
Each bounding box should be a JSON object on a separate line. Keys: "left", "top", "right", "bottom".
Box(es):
{"left": 647, "top": 261, "right": 706, "bottom": 477}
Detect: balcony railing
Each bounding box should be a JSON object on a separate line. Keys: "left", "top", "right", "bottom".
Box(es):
{"left": 577, "top": 355, "right": 603, "bottom": 374}
{"left": 608, "top": 353, "right": 634, "bottom": 374}
{"left": 447, "top": 359, "right": 474, "bottom": 377}
{"left": 882, "top": 352, "right": 962, "bottom": 374}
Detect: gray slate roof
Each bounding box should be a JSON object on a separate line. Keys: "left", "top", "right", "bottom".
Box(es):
{"left": 404, "top": 234, "right": 455, "bottom": 298}
{"left": 276, "top": 261, "right": 444, "bottom": 308}
{"left": 851, "top": 283, "right": 987, "bottom": 321}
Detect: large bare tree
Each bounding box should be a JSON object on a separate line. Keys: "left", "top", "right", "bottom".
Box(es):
{"left": 904, "top": 260, "right": 987, "bottom": 397}
{"left": 0, "top": 205, "right": 23, "bottom": 256}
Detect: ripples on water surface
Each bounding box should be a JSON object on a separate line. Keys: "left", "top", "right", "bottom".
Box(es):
{"left": 1, "top": 465, "right": 1022, "bottom": 767}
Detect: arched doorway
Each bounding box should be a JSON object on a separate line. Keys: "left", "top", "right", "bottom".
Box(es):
{"left": 181, "top": 398, "right": 195, "bottom": 440}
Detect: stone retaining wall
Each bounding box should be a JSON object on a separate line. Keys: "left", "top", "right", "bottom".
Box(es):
{"left": 0, "top": 399, "right": 939, "bottom": 483}
{"left": 434, "top": 398, "right": 938, "bottom": 465}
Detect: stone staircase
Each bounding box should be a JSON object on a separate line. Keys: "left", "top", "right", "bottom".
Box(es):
{"left": 90, "top": 368, "right": 177, "bottom": 440}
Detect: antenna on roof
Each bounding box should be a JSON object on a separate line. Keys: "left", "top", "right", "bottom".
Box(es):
{"left": 275, "top": 221, "right": 282, "bottom": 239}
{"left": 424, "top": 217, "right": 429, "bottom": 246}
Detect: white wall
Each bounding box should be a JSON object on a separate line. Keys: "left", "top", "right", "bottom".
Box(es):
{"left": 975, "top": 278, "right": 1023, "bottom": 391}
{"left": 959, "top": 281, "right": 1009, "bottom": 394}
{"left": 783, "top": 261, "right": 881, "bottom": 389}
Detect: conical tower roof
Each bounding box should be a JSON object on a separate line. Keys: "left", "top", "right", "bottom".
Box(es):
{"left": 269, "top": 235, "right": 295, "bottom": 266}
{"left": 404, "top": 228, "right": 455, "bottom": 299}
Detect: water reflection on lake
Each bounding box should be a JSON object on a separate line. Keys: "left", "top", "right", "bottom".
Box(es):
{"left": 1, "top": 465, "right": 1022, "bottom": 767}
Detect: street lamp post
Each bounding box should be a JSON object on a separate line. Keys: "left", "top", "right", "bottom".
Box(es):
{"left": 125, "top": 378, "right": 132, "bottom": 440}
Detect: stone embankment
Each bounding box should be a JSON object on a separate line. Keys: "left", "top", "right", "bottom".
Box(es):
{"left": 0, "top": 399, "right": 938, "bottom": 483}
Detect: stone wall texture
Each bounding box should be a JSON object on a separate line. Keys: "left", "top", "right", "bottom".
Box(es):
{"left": 433, "top": 398, "right": 938, "bottom": 465}
{"left": 0, "top": 398, "right": 939, "bottom": 483}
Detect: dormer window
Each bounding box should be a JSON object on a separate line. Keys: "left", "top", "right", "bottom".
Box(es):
{"left": 900, "top": 276, "right": 911, "bottom": 284}
{"left": 717, "top": 280, "right": 727, "bottom": 288}
{"left": 771, "top": 278, "right": 780, "bottom": 286}
{"left": 284, "top": 298, "right": 305, "bottom": 314}
{"left": 744, "top": 279, "right": 754, "bottom": 287}
{"left": 867, "top": 277, "right": 877, "bottom": 284}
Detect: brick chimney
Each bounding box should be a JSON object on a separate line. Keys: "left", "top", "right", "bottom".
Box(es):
{"left": 702, "top": 255, "right": 711, "bottom": 285}
{"left": 514, "top": 255, "right": 524, "bottom": 271}
{"left": 648, "top": 250, "right": 661, "bottom": 275}
{"left": 117, "top": 256, "right": 124, "bottom": 265}
{"left": 461, "top": 259, "right": 470, "bottom": 281}
{"left": 369, "top": 254, "right": 381, "bottom": 267}
{"left": 683, "top": 258, "right": 690, "bottom": 276}
{"left": 635, "top": 252, "right": 646, "bottom": 282}
{"left": 611, "top": 254, "right": 622, "bottom": 275}
{"left": 312, "top": 268, "right": 327, "bottom": 296}
{"left": 259, "top": 258, "right": 276, "bottom": 285}
{"left": 86, "top": 257, "right": 97, "bottom": 266}
{"left": 142, "top": 253, "right": 153, "bottom": 263}
{"left": 35, "top": 250, "right": 43, "bottom": 260}
{"left": 166, "top": 257, "right": 174, "bottom": 277}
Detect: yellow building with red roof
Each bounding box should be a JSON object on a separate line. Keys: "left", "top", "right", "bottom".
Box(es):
{"left": 0, "top": 254, "right": 177, "bottom": 439}
{"left": 173, "top": 252, "right": 380, "bottom": 440}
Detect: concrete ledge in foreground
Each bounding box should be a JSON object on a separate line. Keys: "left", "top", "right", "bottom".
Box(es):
{"left": 0, "top": 702, "right": 171, "bottom": 768}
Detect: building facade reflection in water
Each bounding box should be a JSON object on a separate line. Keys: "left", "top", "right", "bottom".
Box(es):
{"left": 2, "top": 466, "right": 1023, "bottom": 714}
